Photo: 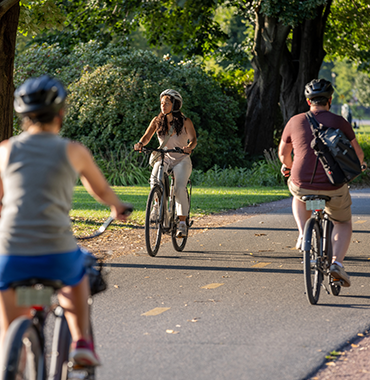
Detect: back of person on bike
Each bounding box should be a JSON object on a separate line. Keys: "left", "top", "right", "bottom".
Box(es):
{"left": 278, "top": 78, "right": 366, "bottom": 287}
{"left": 134, "top": 89, "right": 197, "bottom": 237}
{"left": 0, "top": 75, "right": 131, "bottom": 366}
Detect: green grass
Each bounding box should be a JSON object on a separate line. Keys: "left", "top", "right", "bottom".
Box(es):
{"left": 71, "top": 185, "right": 291, "bottom": 236}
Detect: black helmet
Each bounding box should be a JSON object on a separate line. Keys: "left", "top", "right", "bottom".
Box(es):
{"left": 14, "top": 75, "right": 67, "bottom": 121}
{"left": 304, "top": 79, "right": 334, "bottom": 100}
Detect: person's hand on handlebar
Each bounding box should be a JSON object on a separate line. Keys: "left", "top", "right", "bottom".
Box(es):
{"left": 134, "top": 141, "right": 143, "bottom": 152}
{"left": 281, "top": 164, "right": 291, "bottom": 178}
{"left": 111, "top": 202, "right": 134, "bottom": 221}
{"left": 182, "top": 146, "right": 192, "bottom": 154}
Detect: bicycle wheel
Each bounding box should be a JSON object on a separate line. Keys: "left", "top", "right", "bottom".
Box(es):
{"left": 49, "top": 307, "right": 71, "bottom": 380}
{"left": 145, "top": 185, "right": 163, "bottom": 257}
{"left": 303, "top": 219, "right": 323, "bottom": 305}
{"left": 171, "top": 195, "right": 189, "bottom": 252}
{"left": 0, "top": 317, "right": 44, "bottom": 380}
{"left": 324, "top": 220, "right": 341, "bottom": 296}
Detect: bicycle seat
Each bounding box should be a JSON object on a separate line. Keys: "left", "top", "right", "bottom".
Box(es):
{"left": 10, "top": 278, "right": 65, "bottom": 290}
{"left": 301, "top": 195, "right": 331, "bottom": 202}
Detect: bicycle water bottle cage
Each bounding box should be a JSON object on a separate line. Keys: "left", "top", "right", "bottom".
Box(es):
{"left": 302, "top": 195, "right": 331, "bottom": 211}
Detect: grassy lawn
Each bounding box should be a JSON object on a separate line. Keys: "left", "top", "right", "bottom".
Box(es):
{"left": 71, "top": 185, "right": 291, "bottom": 235}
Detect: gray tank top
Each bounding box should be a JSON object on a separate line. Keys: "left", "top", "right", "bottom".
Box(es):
{"left": 0, "top": 132, "right": 78, "bottom": 256}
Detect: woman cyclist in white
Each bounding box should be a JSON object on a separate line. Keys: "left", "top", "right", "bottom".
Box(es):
{"left": 134, "top": 89, "right": 197, "bottom": 237}
{"left": 0, "top": 75, "right": 132, "bottom": 366}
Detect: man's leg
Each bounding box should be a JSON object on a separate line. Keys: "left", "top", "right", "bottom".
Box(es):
{"left": 292, "top": 196, "right": 311, "bottom": 237}
{"left": 331, "top": 220, "right": 352, "bottom": 264}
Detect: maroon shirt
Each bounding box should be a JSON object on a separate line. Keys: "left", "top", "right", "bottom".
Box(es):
{"left": 282, "top": 110, "right": 355, "bottom": 190}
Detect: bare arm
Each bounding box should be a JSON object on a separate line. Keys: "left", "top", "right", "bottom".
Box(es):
{"left": 278, "top": 139, "right": 293, "bottom": 176}
{"left": 0, "top": 140, "right": 10, "bottom": 214}
{"left": 183, "top": 118, "right": 197, "bottom": 154}
{"left": 351, "top": 138, "right": 365, "bottom": 166}
{"left": 134, "top": 118, "right": 157, "bottom": 151}
{"left": 67, "top": 142, "right": 131, "bottom": 220}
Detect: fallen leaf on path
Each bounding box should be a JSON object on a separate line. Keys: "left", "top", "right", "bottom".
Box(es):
{"left": 166, "top": 330, "right": 179, "bottom": 334}
{"left": 114, "top": 285, "right": 119, "bottom": 288}
{"left": 254, "top": 233, "right": 267, "bottom": 237}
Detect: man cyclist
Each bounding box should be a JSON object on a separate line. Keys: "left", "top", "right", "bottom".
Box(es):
{"left": 278, "top": 78, "right": 365, "bottom": 287}
{"left": 0, "top": 75, "right": 132, "bottom": 365}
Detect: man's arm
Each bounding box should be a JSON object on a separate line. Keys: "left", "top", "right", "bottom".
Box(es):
{"left": 351, "top": 138, "right": 365, "bottom": 166}
{"left": 278, "top": 139, "right": 293, "bottom": 176}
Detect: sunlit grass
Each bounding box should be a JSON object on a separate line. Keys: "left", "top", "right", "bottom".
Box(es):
{"left": 71, "top": 185, "right": 291, "bottom": 236}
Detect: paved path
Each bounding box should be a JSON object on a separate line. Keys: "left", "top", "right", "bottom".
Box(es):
{"left": 92, "top": 189, "right": 370, "bottom": 380}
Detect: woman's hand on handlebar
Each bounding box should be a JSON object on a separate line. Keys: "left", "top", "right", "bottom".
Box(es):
{"left": 111, "top": 202, "right": 134, "bottom": 221}
{"left": 182, "top": 146, "right": 192, "bottom": 154}
{"left": 134, "top": 141, "right": 143, "bottom": 152}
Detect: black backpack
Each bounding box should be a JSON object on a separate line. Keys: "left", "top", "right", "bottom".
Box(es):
{"left": 305, "top": 111, "right": 362, "bottom": 186}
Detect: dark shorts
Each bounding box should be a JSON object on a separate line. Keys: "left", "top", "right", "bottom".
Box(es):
{"left": 0, "top": 247, "right": 87, "bottom": 291}
{"left": 288, "top": 179, "right": 352, "bottom": 222}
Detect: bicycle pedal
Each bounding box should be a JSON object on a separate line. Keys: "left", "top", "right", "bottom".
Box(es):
{"left": 331, "top": 279, "right": 343, "bottom": 286}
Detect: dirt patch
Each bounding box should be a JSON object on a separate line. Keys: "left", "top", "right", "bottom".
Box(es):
{"left": 310, "top": 331, "right": 370, "bottom": 379}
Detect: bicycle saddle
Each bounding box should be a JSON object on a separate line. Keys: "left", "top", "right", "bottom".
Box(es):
{"left": 301, "top": 195, "right": 331, "bottom": 202}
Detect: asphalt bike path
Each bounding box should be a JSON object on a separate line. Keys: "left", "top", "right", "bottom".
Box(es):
{"left": 92, "top": 189, "right": 370, "bottom": 380}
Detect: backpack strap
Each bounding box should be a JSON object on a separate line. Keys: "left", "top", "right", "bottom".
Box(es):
{"left": 305, "top": 111, "right": 321, "bottom": 184}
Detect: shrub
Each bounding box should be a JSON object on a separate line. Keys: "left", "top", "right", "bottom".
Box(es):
{"left": 14, "top": 42, "right": 247, "bottom": 172}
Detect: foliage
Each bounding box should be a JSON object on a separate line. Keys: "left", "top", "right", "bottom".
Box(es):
{"left": 190, "top": 148, "right": 284, "bottom": 187}
{"left": 95, "top": 146, "right": 150, "bottom": 186}
{"left": 325, "top": 0, "right": 370, "bottom": 71}
{"left": 355, "top": 73, "right": 370, "bottom": 107}
{"left": 18, "top": 0, "right": 65, "bottom": 36}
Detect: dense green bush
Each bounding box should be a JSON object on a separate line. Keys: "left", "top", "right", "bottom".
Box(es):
{"left": 14, "top": 41, "right": 247, "bottom": 171}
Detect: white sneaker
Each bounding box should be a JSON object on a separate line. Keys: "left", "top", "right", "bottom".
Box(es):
{"left": 150, "top": 204, "right": 159, "bottom": 222}
{"left": 296, "top": 235, "right": 303, "bottom": 250}
{"left": 176, "top": 223, "right": 187, "bottom": 238}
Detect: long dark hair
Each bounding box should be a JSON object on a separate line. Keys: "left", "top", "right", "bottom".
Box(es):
{"left": 155, "top": 98, "right": 185, "bottom": 136}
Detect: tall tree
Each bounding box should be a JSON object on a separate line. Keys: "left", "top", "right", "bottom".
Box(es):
{"left": 0, "top": 0, "right": 64, "bottom": 141}
{"left": 0, "top": 1, "right": 20, "bottom": 141}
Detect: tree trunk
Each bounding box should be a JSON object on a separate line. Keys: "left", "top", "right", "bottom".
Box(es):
{"left": 243, "top": 12, "right": 290, "bottom": 156}
{"left": 0, "top": 1, "right": 20, "bottom": 141}
{"left": 279, "top": 3, "right": 332, "bottom": 125}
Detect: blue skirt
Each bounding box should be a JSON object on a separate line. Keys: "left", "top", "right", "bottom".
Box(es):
{"left": 0, "top": 247, "right": 86, "bottom": 290}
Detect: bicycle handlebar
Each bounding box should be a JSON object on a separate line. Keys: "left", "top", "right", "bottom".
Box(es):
{"left": 140, "top": 146, "right": 189, "bottom": 155}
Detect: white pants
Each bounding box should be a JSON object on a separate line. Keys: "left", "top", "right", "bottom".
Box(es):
{"left": 150, "top": 156, "right": 192, "bottom": 216}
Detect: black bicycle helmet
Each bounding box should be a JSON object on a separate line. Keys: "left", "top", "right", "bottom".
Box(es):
{"left": 14, "top": 75, "right": 67, "bottom": 121}
{"left": 304, "top": 79, "right": 334, "bottom": 100}
{"left": 160, "top": 89, "right": 183, "bottom": 111}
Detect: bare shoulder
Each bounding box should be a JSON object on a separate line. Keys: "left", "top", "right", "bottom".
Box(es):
{"left": 67, "top": 141, "right": 93, "bottom": 173}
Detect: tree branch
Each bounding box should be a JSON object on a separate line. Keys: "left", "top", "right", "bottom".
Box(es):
{"left": 0, "top": 0, "right": 19, "bottom": 19}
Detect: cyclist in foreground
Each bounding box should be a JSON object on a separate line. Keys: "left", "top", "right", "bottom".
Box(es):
{"left": 0, "top": 75, "right": 131, "bottom": 366}
{"left": 134, "top": 89, "right": 197, "bottom": 237}
{"left": 278, "top": 78, "right": 365, "bottom": 287}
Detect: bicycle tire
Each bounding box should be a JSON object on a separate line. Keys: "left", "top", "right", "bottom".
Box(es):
{"left": 171, "top": 193, "right": 189, "bottom": 252}
{"left": 0, "top": 317, "right": 44, "bottom": 380}
{"left": 145, "top": 185, "right": 163, "bottom": 257}
{"left": 49, "top": 307, "right": 71, "bottom": 380}
{"left": 303, "top": 219, "right": 323, "bottom": 305}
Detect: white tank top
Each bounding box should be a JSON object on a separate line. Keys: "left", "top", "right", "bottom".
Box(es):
{"left": 158, "top": 123, "right": 190, "bottom": 167}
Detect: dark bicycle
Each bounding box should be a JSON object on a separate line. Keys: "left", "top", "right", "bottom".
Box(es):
{"left": 0, "top": 276, "right": 96, "bottom": 380}
{"left": 141, "top": 147, "right": 193, "bottom": 256}
{"left": 301, "top": 194, "right": 342, "bottom": 305}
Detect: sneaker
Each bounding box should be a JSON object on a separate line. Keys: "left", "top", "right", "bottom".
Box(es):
{"left": 70, "top": 339, "right": 101, "bottom": 367}
{"left": 150, "top": 204, "right": 159, "bottom": 222}
{"left": 330, "top": 264, "right": 351, "bottom": 287}
{"left": 296, "top": 235, "right": 303, "bottom": 250}
{"left": 176, "top": 222, "right": 187, "bottom": 238}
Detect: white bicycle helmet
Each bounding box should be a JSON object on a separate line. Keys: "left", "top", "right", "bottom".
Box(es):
{"left": 160, "top": 89, "right": 183, "bottom": 112}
